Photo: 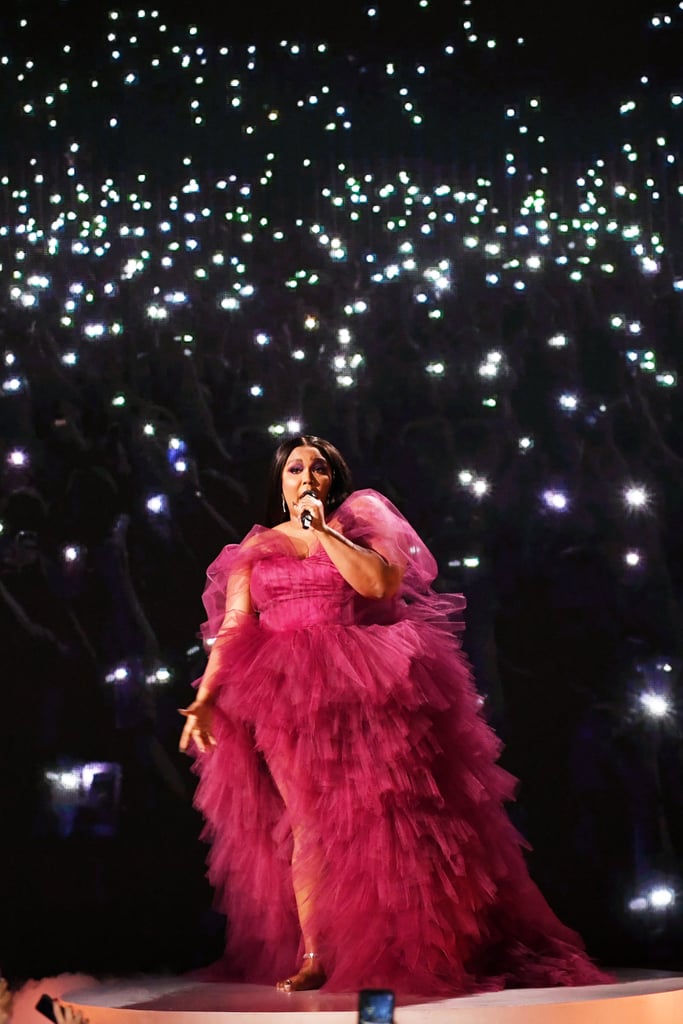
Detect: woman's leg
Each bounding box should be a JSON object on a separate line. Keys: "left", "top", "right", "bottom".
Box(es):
{"left": 265, "top": 749, "right": 327, "bottom": 991}
{"left": 276, "top": 823, "right": 326, "bottom": 990}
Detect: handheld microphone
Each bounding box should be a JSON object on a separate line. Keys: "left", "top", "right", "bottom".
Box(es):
{"left": 300, "top": 490, "right": 317, "bottom": 530}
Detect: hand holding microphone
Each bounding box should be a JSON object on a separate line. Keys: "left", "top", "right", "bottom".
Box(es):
{"left": 300, "top": 489, "right": 319, "bottom": 530}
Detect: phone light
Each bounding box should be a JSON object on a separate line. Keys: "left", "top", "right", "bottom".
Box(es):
{"left": 543, "top": 490, "right": 569, "bottom": 511}
{"left": 638, "top": 691, "right": 671, "bottom": 718}
{"left": 624, "top": 486, "right": 649, "bottom": 509}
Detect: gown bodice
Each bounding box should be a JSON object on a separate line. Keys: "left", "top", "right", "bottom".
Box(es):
{"left": 250, "top": 549, "right": 357, "bottom": 629}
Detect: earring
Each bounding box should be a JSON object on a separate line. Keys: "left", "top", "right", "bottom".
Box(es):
{"left": 282, "top": 494, "right": 287, "bottom": 514}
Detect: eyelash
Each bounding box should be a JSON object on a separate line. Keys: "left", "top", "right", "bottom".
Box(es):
{"left": 288, "top": 464, "right": 329, "bottom": 474}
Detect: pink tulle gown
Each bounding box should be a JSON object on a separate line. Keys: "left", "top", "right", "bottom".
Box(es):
{"left": 191, "top": 490, "right": 611, "bottom": 994}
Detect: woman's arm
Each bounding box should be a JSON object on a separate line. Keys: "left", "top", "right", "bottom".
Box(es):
{"left": 195, "top": 566, "right": 254, "bottom": 703}
{"left": 179, "top": 566, "right": 253, "bottom": 753}
{"left": 297, "top": 494, "right": 405, "bottom": 600}
{"left": 319, "top": 526, "right": 404, "bottom": 599}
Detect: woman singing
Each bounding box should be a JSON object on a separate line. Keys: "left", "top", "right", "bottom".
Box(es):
{"left": 180, "top": 435, "right": 610, "bottom": 994}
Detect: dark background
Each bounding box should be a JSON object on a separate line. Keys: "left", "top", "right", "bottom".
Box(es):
{"left": 1, "top": 0, "right": 682, "bottom": 983}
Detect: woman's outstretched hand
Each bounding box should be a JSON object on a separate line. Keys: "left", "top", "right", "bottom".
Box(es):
{"left": 179, "top": 699, "right": 217, "bottom": 754}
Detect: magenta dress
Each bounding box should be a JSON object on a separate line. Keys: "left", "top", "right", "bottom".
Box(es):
{"left": 192, "top": 490, "right": 610, "bottom": 994}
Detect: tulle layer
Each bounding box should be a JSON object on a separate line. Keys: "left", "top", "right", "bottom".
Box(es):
{"left": 193, "top": 615, "right": 610, "bottom": 994}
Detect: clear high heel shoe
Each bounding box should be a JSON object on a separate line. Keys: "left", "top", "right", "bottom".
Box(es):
{"left": 277, "top": 952, "right": 327, "bottom": 992}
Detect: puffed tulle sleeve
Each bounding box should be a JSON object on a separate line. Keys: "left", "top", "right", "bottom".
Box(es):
{"left": 333, "top": 489, "right": 466, "bottom": 635}
{"left": 199, "top": 526, "right": 262, "bottom": 644}
{"left": 199, "top": 525, "right": 300, "bottom": 643}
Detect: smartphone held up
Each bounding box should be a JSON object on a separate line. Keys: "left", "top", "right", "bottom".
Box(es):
{"left": 358, "top": 988, "right": 395, "bottom": 1023}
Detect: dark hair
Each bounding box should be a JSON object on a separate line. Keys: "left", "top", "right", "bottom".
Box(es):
{"left": 265, "top": 435, "right": 354, "bottom": 526}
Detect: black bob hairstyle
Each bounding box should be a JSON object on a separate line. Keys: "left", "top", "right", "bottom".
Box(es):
{"left": 265, "top": 435, "right": 354, "bottom": 527}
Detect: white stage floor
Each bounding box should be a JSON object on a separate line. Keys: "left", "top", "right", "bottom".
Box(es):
{"left": 61, "top": 970, "right": 683, "bottom": 1023}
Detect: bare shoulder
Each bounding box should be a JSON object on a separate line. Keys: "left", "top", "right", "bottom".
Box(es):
{"left": 272, "top": 522, "right": 295, "bottom": 536}
{"left": 268, "top": 521, "right": 302, "bottom": 545}
{"left": 240, "top": 525, "right": 276, "bottom": 551}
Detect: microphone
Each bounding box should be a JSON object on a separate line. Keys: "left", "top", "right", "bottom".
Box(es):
{"left": 300, "top": 490, "right": 317, "bottom": 530}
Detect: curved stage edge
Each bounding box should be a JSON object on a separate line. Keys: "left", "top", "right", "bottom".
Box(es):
{"left": 63, "top": 971, "right": 683, "bottom": 1023}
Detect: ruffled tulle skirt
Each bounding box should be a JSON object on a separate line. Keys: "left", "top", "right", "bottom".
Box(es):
{"left": 192, "top": 615, "right": 610, "bottom": 994}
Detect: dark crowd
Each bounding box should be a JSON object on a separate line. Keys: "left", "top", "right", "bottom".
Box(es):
{"left": 1, "top": 0, "right": 682, "bottom": 983}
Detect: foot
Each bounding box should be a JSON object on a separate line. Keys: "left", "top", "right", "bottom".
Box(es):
{"left": 276, "top": 954, "right": 326, "bottom": 992}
